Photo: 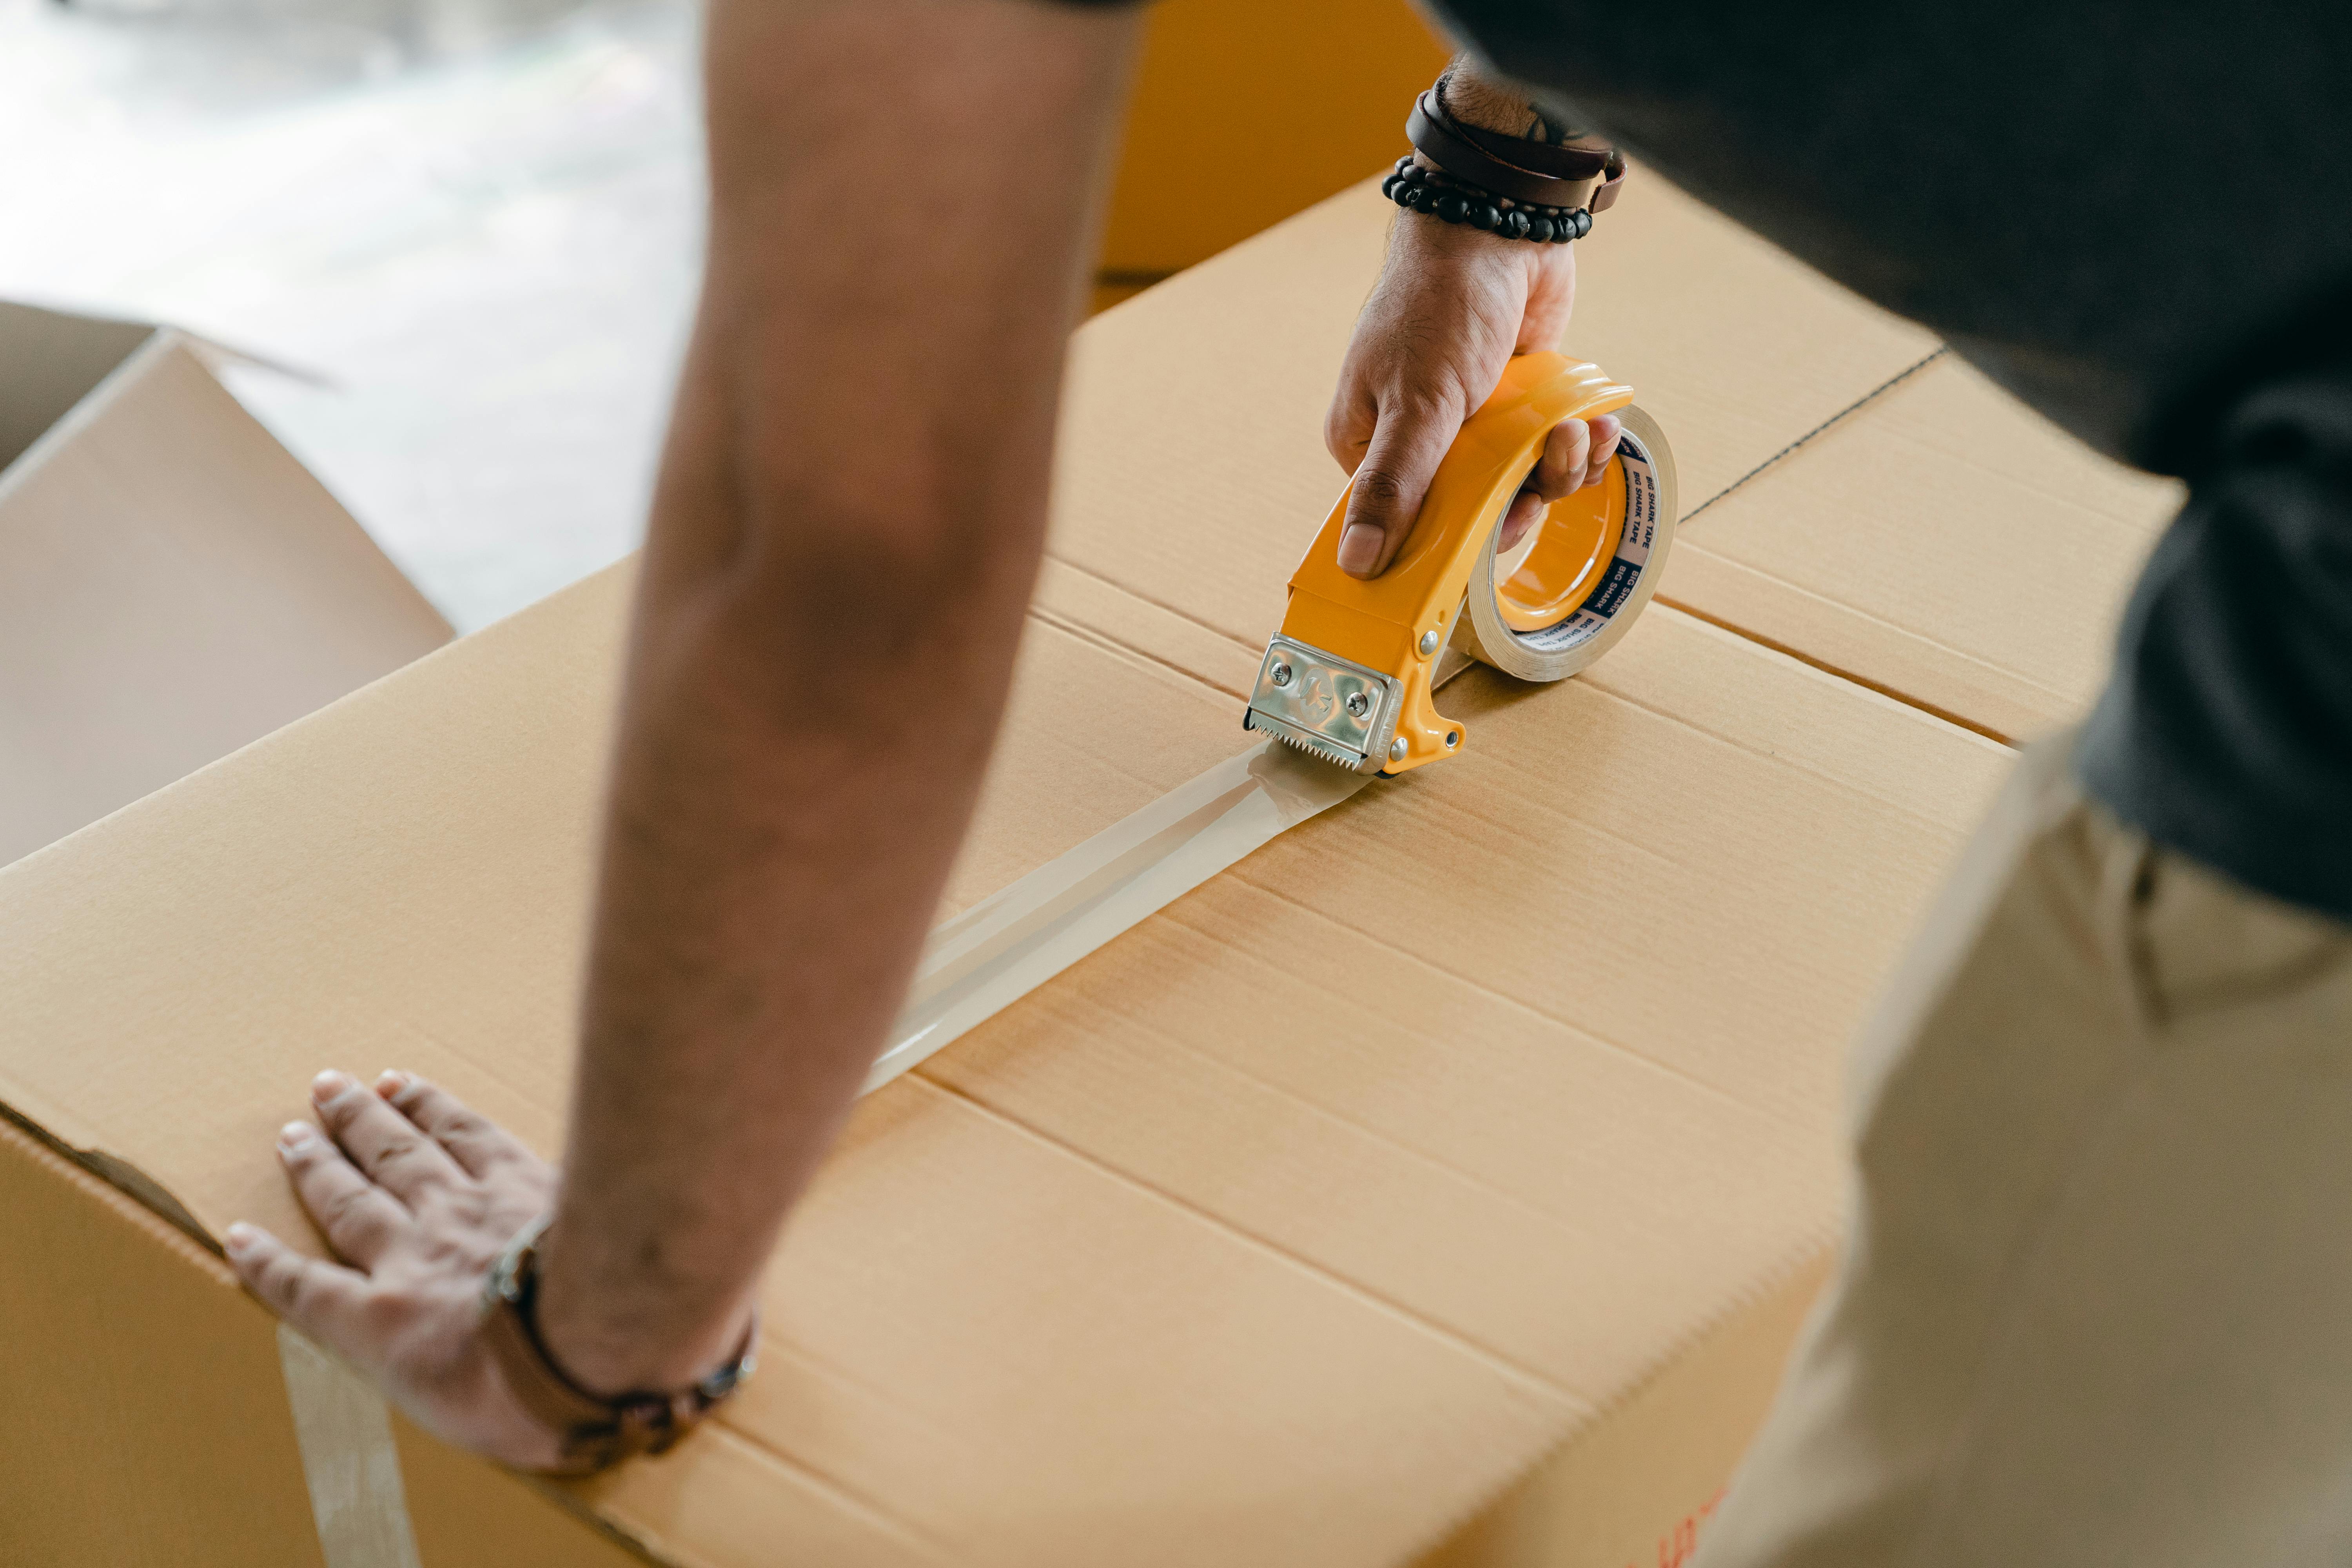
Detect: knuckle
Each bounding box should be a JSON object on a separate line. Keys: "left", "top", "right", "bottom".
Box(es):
{"left": 416, "top": 1228, "right": 476, "bottom": 1271}
{"left": 319, "top": 1183, "right": 380, "bottom": 1230}
{"left": 264, "top": 1256, "right": 310, "bottom": 1311}
{"left": 1384, "top": 382, "right": 1461, "bottom": 427}
{"left": 387, "top": 1082, "right": 436, "bottom": 1117}
{"left": 372, "top": 1131, "right": 432, "bottom": 1168}
{"left": 286, "top": 1270, "right": 330, "bottom": 1318}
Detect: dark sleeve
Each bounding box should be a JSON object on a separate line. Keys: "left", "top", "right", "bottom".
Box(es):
{"left": 2078, "top": 353, "right": 2352, "bottom": 921}
{"left": 1421, "top": 0, "right": 2352, "bottom": 479}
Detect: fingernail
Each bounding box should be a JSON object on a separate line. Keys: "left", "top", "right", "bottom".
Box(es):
{"left": 1336, "top": 523, "right": 1383, "bottom": 575}
{"left": 376, "top": 1069, "right": 414, "bottom": 1097}
{"left": 224, "top": 1223, "right": 260, "bottom": 1253}
{"left": 278, "top": 1121, "right": 315, "bottom": 1149}
{"left": 312, "top": 1069, "right": 355, "bottom": 1103}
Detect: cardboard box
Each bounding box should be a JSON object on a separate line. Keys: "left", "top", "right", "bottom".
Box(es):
{"left": 0, "top": 301, "right": 452, "bottom": 869}
{"left": 0, "top": 183, "right": 2013, "bottom": 1566}
{"left": 1659, "top": 353, "right": 2181, "bottom": 744}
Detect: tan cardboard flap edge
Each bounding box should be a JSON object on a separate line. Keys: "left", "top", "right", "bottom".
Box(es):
{"left": 0, "top": 299, "right": 452, "bottom": 870}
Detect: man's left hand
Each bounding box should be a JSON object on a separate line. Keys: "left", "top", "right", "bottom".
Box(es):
{"left": 225, "top": 1069, "right": 563, "bottom": 1470}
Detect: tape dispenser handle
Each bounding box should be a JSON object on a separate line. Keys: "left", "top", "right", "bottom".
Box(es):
{"left": 1281, "top": 352, "right": 1635, "bottom": 772}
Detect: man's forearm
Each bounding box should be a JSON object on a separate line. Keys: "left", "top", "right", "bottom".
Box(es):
{"left": 534, "top": 0, "right": 1140, "bottom": 1394}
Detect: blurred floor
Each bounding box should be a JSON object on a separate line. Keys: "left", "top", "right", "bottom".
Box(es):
{"left": 0, "top": 0, "right": 706, "bottom": 631}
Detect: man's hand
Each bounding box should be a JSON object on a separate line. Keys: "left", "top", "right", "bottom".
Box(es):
{"left": 225, "top": 1070, "right": 565, "bottom": 1470}
{"left": 1326, "top": 73, "right": 1621, "bottom": 580}
{"left": 1327, "top": 203, "right": 1619, "bottom": 579}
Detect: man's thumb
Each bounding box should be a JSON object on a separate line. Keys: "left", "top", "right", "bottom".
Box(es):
{"left": 1338, "top": 403, "right": 1458, "bottom": 578}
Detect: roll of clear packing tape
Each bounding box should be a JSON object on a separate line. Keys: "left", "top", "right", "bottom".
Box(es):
{"left": 1456, "top": 404, "right": 1679, "bottom": 682}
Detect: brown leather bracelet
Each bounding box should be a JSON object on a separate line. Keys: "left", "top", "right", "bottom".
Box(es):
{"left": 1407, "top": 89, "right": 1617, "bottom": 212}
{"left": 479, "top": 1215, "right": 759, "bottom": 1476}
{"left": 1448, "top": 108, "right": 1628, "bottom": 212}
{"left": 1441, "top": 106, "right": 1614, "bottom": 182}
{"left": 1402, "top": 90, "right": 1609, "bottom": 208}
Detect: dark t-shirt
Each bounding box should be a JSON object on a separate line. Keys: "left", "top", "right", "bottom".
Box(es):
{"left": 1425, "top": 0, "right": 2352, "bottom": 920}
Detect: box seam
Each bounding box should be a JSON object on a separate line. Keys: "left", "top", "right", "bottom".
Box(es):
{"left": 0, "top": 1107, "right": 238, "bottom": 1286}
{"left": 1040, "top": 552, "right": 1260, "bottom": 659}
{"left": 933, "top": 980, "right": 1699, "bottom": 1383}
{"left": 1678, "top": 348, "right": 1952, "bottom": 525}
{"left": 1662, "top": 546, "right": 2074, "bottom": 710}
{"left": 903, "top": 1073, "right": 1587, "bottom": 1409}
{"left": 1210, "top": 868, "right": 1828, "bottom": 1139}
{"left": 1651, "top": 595, "right": 2020, "bottom": 749}
{"left": 1025, "top": 602, "right": 1245, "bottom": 706}
{"left": 1156, "top": 887, "right": 1814, "bottom": 1139}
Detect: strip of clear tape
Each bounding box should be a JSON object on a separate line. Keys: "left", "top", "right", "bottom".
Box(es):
{"left": 864, "top": 737, "right": 1373, "bottom": 1094}
{"left": 278, "top": 1325, "right": 425, "bottom": 1568}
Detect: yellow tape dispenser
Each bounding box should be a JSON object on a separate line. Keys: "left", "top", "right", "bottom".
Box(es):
{"left": 1244, "top": 351, "right": 1679, "bottom": 775}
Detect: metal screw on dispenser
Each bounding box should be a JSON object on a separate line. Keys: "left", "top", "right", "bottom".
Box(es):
{"left": 1445, "top": 730, "right": 1460, "bottom": 749}
{"left": 1345, "top": 691, "right": 1370, "bottom": 718}
{"left": 1388, "top": 737, "right": 1408, "bottom": 763}
{"left": 1418, "top": 629, "right": 1440, "bottom": 657}
{"left": 1270, "top": 662, "right": 1293, "bottom": 688}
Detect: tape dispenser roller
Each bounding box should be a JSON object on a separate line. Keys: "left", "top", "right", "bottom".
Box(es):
{"left": 1245, "top": 351, "right": 1679, "bottom": 775}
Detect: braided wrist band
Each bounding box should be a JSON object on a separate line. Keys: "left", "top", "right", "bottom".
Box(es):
{"left": 1381, "top": 158, "right": 1593, "bottom": 244}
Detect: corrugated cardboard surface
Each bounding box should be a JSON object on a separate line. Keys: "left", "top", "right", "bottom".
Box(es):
{"left": 1661, "top": 353, "right": 2180, "bottom": 743}
{"left": 0, "top": 1116, "right": 326, "bottom": 1568}
{"left": 0, "top": 305, "right": 452, "bottom": 867}
{"left": 1419, "top": 1250, "right": 1833, "bottom": 1568}
{"left": 0, "top": 174, "right": 2020, "bottom": 1566}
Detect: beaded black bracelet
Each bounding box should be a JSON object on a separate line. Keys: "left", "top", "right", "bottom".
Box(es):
{"left": 1380, "top": 157, "right": 1592, "bottom": 244}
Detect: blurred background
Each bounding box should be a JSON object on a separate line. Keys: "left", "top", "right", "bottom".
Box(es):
{"left": 0, "top": 0, "right": 1443, "bottom": 631}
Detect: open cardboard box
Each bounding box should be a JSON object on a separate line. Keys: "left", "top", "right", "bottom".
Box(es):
{"left": 0, "top": 180, "right": 2026, "bottom": 1567}
{"left": 0, "top": 301, "right": 451, "bottom": 869}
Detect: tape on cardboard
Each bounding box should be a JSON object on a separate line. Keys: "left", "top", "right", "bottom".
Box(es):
{"left": 278, "top": 1325, "right": 425, "bottom": 1568}
{"left": 865, "top": 736, "right": 1374, "bottom": 1093}
{"left": 861, "top": 416, "right": 1677, "bottom": 1099}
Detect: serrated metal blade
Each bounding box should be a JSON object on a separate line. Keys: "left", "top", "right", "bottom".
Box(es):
{"left": 1264, "top": 723, "right": 1367, "bottom": 772}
